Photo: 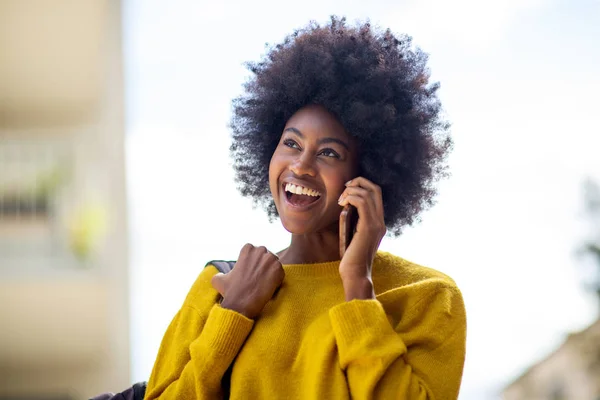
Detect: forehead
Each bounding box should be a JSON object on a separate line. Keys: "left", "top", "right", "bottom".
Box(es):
{"left": 284, "top": 105, "right": 350, "bottom": 141}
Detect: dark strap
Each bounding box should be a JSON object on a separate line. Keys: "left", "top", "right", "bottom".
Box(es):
{"left": 132, "top": 382, "right": 147, "bottom": 400}
{"left": 205, "top": 260, "right": 236, "bottom": 399}
{"left": 88, "top": 382, "right": 146, "bottom": 400}
{"left": 206, "top": 260, "right": 236, "bottom": 274}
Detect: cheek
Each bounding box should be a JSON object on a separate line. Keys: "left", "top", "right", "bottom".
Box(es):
{"left": 268, "top": 155, "right": 281, "bottom": 192}
{"left": 325, "top": 167, "right": 355, "bottom": 197}
{"left": 323, "top": 178, "right": 347, "bottom": 203}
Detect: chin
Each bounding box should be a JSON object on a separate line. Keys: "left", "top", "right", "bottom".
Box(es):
{"left": 279, "top": 215, "right": 338, "bottom": 236}
{"left": 279, "top": 218, "right": 311, "bottom": 235}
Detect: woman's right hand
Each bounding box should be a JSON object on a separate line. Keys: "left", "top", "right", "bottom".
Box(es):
{"left": 211, "top": 243, "right": 285, "bottom": 319}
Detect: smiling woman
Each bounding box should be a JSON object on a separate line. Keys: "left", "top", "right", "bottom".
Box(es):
{"left": 144, "top": 16, "right": 466, "bottom": 400}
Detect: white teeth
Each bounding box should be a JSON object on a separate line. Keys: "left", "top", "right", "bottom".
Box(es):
{"left": 285, "top": 183, "right": 320, "bottom": 197}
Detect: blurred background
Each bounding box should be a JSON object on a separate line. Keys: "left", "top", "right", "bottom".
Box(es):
{"left": 0, "top": 0, "right": 599, "bottom": 399}
{"left": 0, "top": 1, "right": 129, "bottom": 399}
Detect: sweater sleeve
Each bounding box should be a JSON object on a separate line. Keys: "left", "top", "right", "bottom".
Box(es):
{"left": 145, "top": 266, "right": 254, "bottom": 400}
{"left": 329, "top": 282, "right": 466, "bottom": 400}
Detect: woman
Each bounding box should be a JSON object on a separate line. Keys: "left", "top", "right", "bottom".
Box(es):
{"left": 145, "top": 17, "right": 466, "bottom": 400}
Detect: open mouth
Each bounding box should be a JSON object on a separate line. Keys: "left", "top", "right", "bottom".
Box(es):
{"left": 283, "top": 182, "right": 322, "bottom": 207}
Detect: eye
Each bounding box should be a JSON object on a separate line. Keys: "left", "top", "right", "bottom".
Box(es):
{"left": 318, "top": 148, "right": 341, "bottom": 158}
{"left": 283, "top": 138, "right": 301, "bottom": 150}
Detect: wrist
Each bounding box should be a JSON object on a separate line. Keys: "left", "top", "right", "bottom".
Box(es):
{"left": 220, "top": 298, "right": 254, "bottom": 319}
{"left": 342, "top": 276, "right": 375, "bottom": 301}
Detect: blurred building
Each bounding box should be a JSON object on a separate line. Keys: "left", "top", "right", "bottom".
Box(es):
{"left": 0, "top": 1, "right": 130, "bottom": 399}
{"left": 502, "top": 319, "right": 600, "bottom": 400}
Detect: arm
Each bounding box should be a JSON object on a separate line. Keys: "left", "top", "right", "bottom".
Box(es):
{"left": 146, "top": 244, "right": 284, "bottom": 400}
{"left": 336, "top": 178, "right": 466, "bottom": 398}
{"left": 329, "top": 283, "right": 466, "bottom": 400}
{"left": 145, "top": 266, "right": 254, "bottom": 400}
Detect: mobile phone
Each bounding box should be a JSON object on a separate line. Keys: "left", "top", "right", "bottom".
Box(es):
{"left": 339, "top": 204, "right": 358, "bottom": 258}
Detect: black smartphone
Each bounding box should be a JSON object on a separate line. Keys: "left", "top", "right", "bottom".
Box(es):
{"left": 339, "top": 204, "right": 358, "bottom": 258}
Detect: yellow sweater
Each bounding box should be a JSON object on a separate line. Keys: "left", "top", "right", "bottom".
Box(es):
{"left": 145, "top": 251, "right": 466, "bottom": 400}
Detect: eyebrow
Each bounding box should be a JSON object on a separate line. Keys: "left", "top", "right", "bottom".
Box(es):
{"left": 283, "top": 127, "right": 350, "bottom": 151}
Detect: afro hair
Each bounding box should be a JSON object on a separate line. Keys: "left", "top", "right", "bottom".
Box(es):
{"left": 230, "top": 16, "right": 452, "bottom": 236}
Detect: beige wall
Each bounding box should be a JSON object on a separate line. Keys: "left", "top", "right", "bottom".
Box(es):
{"left": 0, "top": 0, "right": 104, "bottom": 127}
{"left": 0, "top": 1, "right": 130, "bottom": 398}
{"left": 503, "top": 320, "right": 600, "bottom": 400}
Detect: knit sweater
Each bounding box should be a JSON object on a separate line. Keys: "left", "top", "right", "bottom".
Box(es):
{"left": 145, "top": 251, "right": 466, "bottom": 400}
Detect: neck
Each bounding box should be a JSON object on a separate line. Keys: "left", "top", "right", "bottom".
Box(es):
{"left": 277, "top": 223, "right": 340, "bottom": 264}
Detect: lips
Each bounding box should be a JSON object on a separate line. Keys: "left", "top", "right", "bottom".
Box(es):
{"left": 280, "top": 180, "right": 323, "bottom": 210}
{"left": 282, "top": 180, "right": 322, "bottom": 194}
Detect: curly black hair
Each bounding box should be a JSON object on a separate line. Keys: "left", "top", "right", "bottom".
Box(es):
{"left": 230, "top": 16, "right": 452, "bottom": 236}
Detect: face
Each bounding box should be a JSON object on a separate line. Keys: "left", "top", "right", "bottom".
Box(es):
{"left": 269, "top": 105, "right": 359, "bottom": 235}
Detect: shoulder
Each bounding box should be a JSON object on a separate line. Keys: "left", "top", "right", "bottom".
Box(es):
{"left": 182, "top": 260, "right": 232, "bottom": 309}
{"left": 373, "top": 251, "right": 459, "bottom": 293}
{"left": 372, "top": 251, "right": 464, "bottom": 318}
{"left": 373, "top": 252, "right": 466, "bottom": 343}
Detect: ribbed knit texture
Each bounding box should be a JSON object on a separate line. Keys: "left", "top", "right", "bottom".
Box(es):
{"left": 145, "top": 251, "right": 466, "bottom": 399}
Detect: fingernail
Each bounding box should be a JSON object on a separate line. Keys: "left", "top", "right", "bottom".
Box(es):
{"left": 338, "top": 195, "right": 344, "bottom": 203}
{"left": 345, "top": 180, "right": 352, "bottom": 186}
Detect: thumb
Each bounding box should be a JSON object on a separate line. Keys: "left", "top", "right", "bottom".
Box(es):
{"left": 211, "top": 273, "right": 228, "bottom": 296}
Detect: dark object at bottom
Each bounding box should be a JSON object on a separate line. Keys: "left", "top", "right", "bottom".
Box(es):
{"left": 88, "top": 381, "right": 146, "bottom": 400}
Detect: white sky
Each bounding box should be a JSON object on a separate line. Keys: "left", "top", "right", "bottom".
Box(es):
{"left": 123, "top": 0, "right": 600, "bottom": 398}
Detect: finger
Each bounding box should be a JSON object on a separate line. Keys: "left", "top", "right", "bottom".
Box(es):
{"left": 240, "top": 243, "right": 255, "bottom": 257}
{"left": 270, "top": 265, "right": 285, "bottom": 288}
{"left": 340, "top": 193, "right": 386, "bottom": 239}
{"left": 255, "top": 246, "right": 280, "bottom": 262}
{"left": 346, "top": 177, "right": 381, "bottom": 192}
{"left": 339, "top": 187, "right": 379, "bottom": 219}
{"left": 267, "top": 250, "right": 280, "bottom": 261}
{"left": 345, "top": 177, "right": 384, "bottom": 217}
{"left": 339, "top": 186, "right": 371, "bottom": 202}
{"left": 338, "top": 193, "right": 378, "bottom": 228}
{"left": 211, "top": 273, "right": 227, "bottom": 296}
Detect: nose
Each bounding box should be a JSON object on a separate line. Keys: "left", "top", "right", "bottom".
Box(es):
{"left": 290, "top": 153, "right": 316, "bottom": 177}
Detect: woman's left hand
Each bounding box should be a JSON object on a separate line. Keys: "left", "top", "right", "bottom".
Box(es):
{"left": 337, "top": 177, "right": 387, "bottom": 301}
